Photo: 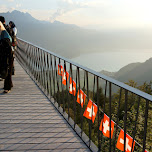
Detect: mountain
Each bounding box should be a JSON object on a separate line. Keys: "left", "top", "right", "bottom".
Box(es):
{"left": 100, "top": 58, "right": 152, "bottom": 85}
{"left": 0, "top": 10, "right": 106, "bottom": 58}
{"left": 1, "top": 10, "right": 152, "bottom": 59}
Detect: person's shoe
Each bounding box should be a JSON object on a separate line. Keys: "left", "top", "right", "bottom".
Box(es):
{"left": 4, "top": 90, "right": 11, "bottom": 93}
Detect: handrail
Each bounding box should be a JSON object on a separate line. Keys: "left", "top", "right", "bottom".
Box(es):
{"left": 16, "top": 38, "right": 152, "bottom": 152}
{"left": 17, "top": 38, "right": 152, "bottom": 102}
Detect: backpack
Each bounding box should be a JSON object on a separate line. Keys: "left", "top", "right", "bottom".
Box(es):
{"left": 0, "top": 39, "right": 9, "bottom": 79}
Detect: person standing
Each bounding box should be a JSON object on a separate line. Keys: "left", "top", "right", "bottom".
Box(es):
{"left": 9, "top": 21, "right": 17, "bottom": 75}
{"left": 0, "top": 21, "right": 13, "bottom": 93}
{"left": 9, "top": 21, "right": 17, "bottom": 46}
{"left": 0, "top": 16, "right": 11, "bottom": 80}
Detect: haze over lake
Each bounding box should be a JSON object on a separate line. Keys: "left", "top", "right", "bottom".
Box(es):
{"left": 71, "top": 50, "right": 152, "bottom": 72}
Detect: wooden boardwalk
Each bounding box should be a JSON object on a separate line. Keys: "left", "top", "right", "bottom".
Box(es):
{"left": 0, "top": 61, "right": 91, "bottom": 152}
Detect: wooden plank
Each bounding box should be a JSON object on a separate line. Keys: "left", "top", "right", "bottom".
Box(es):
{"left": 0, "top": 60, "right": 90, "bottom": 152}
{"left": 0, "top": 143, "right": 89, "bottom": 151}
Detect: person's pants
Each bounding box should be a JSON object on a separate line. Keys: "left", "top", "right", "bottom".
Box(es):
{"left": 4, "top": 71, "right": 13, "bottom": 90}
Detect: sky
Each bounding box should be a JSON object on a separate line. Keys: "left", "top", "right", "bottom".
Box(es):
{"left": 0, "top": 0, "right": 152, "bottom": 30}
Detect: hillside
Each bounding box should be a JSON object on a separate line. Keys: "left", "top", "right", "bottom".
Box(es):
{"left": 100, "top": 58, "right": 152, "bottom": 85}
{"left": 0, "top": 10, "right": 106, "bottom": 58}
{"left": 1, "top": 10, "right": 152, "bottom": 59}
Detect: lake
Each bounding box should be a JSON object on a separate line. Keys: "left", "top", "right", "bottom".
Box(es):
{"left": 71, "top": 51, "right": 152, "bottom": 72}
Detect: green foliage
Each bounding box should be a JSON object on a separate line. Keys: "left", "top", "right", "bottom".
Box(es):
{"left": 53, "top": 80, "right": 152, "bottom": 152}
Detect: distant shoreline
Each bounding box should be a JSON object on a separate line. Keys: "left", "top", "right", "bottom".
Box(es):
{"left": 71, "top": 51, "right": 152, "bottom": 72}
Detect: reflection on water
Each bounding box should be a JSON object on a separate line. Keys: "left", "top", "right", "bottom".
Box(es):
{"left": 71, "top": 51, "right": 152, "bottom": 72}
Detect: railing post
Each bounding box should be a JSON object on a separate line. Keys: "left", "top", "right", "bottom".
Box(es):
{"left": 113, "top": 88, "right": 122, "bottom": 152}
{"left": 143, "top": 100, "right": 149, "bottom": 152}
{"left": 16, "top": 38, "right": 152, "bottom": 152}
{"left": 124, "top": 90, "right": 128, "bottom": 152}
{"left": 109, "top": 82, "right": 112, "bottom": 152}
{"left": 97, "top": 76, "right": 101, "bottom": 151}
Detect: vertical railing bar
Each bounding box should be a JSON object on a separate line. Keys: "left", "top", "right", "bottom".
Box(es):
{"left": 45, "top": 52, "right": 48, "bottom": 93}
{"left": 26, "top": 44, "right": 30, "bottom": 71}
{"left": 104, "top": 80, "right": 107, "bottom": 112}
{"left": 37, "top": 48, "right": 41, "bottom": 84}
{"left": 59, "top": 59, "right": 62, "bottom": 110}
{"left": 65, "top": 62, "right": 69, "bottom": 114}
{"left": 31, "top": 46, "right": 35, "bottom": 76}
{"left": 65, "top": 61, "right": 70, "bottom": 114}
{"left": 77, "top": 67, "right": 83, "bottom": 136}
{"left": 46, "top": 52, "right": 50, "bottom": 95}
{"left": 33, "top": 47, "right": 36, "bottom": 79}
{"left": 44, "top": 52, "right": 47, "bottom": 93}
{"left": 48, "top": 53, "right": 51, "bottom": 96}
{"left": 36, "top": 48, "right": 39, "bottom": 84}
{"left": 50, "top": 54, "right": 54, "bottom": 97}
{"left": 29, "top": 45, "right": 33, "bottom": 77}
{"left": 82, "top": 70, "right": 86, "bottom": 136}
{"left": 48, "top": 54, "right": 52, "bottom": 97}
{"left": 97, "top": 76, "right": 101, "bottom": 151}
{"left": 29, "top": 46, "right": 32, "bottom": 75}
{"left": 40, "top": 50, "right": 43, "bottom": 90}
{"left": 93, "top": 75, "right": 95, "bottom": 100}
{"left": 101, "top": 80, "right": 107, "bottom": 149}
{"left": 27, "top": 44, "right": 30, "bottom": 73}
{"left": 40, "top": 49, "right": 44, "bottom": 90}
{"left": 131, "top": 96, "right": 141, "bottom": 152}
{"left": 45, "top": 52, "right": 47, "bottom": 91}
{"left": 54, "top": 56, "right": 60, "bottom": 107}
{"left": 124, "top": 90, "right": 128, "bottom": 152}
{"left": 84, "top": 70, "right": 86, "bottom": 92}
{"left": 86, "top": 71, "right": 91, "bottom": 147}
{"left": 23, "top": 43, "right": 26, "bottom": 66}
{"left": 43, "top": 52, "right": 47, "bottom": 92}
{"left": 91, "top": 75, "right": 96, "bottom": 147}
{"left": 33, "top": 47, "right": 35, "bottom": 76}
{"left": 18, "top": 43, "right": 23, "bottom": 66}
{"left": 25, "top": 44, "right": 28, "bottom": 69}
{"left": 20, "top": 45, "right": 24, "bottom": 67}
{"left": 113, "top": 88, "right": 122, "bottom": 152}
{"left": 142, "top": 99, "right": 149, "bottom": 152}
{"left": 56, "top": 57, "right": 61, "bottom": 107}
{"left": 109, "top": 82, "right": 112, "bottom": 152}
{"left": 69, "top": 63, "right": 73, "bottom": 120}
{"left": 25, "top": 44, "right": 29, "bottom": 71}
{"left": 53, "top": 56, "right": 56, "bottom": 100}
{"left": 35, "top": 47, "right": 39, "bottom": 81}
{"left": 37, "top": 48, "right": 40, "bottom": 82}
{"left": 41, "top": 50, "right": 44, "bottom": 90}
{"left": 33, "top": 47, "right": 36, "bottom": 76}
{"left": 53, "top": 56, "right": 56, "bottom": 99}
{"left": 62, "top": 60, "right": 66, "bottom": 113}
{"left": 74, "top": 66, "right": 78, "bottom": 129}
{"left": 42, "top": 51, "right": 46, "bottom": 91}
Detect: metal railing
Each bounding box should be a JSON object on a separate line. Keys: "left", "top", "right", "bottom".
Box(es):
{"left": 16, "top": 38, "right": 152, "bottom": 152}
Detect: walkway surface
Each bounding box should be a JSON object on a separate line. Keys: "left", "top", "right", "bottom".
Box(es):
{"left": 0, "top": 61, "right": 90, "bottom": 152}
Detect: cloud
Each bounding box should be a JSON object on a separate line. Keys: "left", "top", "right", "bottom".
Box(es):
{"left": 0, "top": 5, "right": 15, "bottom": 13}
{"left": 5, "top": 0, "right": 14, "bottom": 2}
{"left": 81, "top": 0, "right": 111, "bottom": 8}
{"left": 49, "top": 0, "right": 89, "bottom": 22}
{"left": 49, "top": 0, "right": 111, "bottom": 22}
{"left": 16, "top": 4, "right": 22, "bottom": 8}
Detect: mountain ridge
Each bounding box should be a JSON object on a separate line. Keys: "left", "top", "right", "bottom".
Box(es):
{"left": 1, "top": 10, "right": 152, "bottom": 59}
{"left": 100, "top": 58, "right": 152, "bottom": 85}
